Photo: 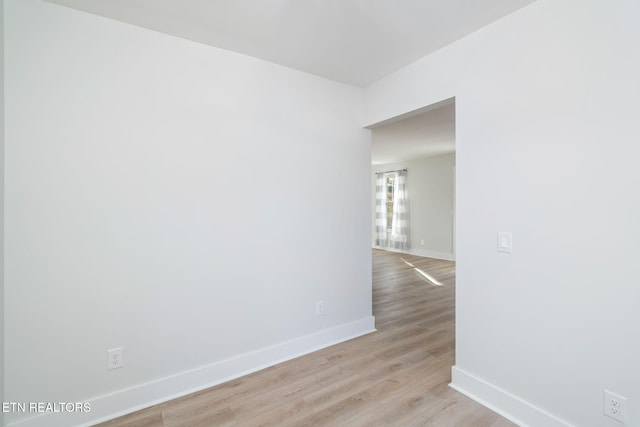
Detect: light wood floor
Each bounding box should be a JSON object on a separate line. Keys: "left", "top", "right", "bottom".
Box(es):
{"left": 95, "top": 250, "right": 516, "bottom": 427}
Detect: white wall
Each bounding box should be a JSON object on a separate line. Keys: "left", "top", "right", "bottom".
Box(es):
{"left": 366, "top": 1, "right": 640, "bottom": 426}
{"left": 372, "top": 154, "right": 455, "bottom": 260}
{"left": 1, "top": 1, "right": 5, "bottom": 425}
{"left": 3, "top": 1, "right": 373, "bottom": 425}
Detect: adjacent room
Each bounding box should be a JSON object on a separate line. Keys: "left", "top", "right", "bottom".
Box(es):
{"left": 370, "top": 99, "right": 456, "bottom": 262}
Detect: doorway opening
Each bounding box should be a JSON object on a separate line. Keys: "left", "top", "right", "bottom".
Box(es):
{"left": 368, "top": 96, "right": 456, "bottom": 365}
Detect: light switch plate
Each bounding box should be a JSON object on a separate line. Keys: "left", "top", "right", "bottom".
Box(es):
{"left": 497, "top": 232, "right": 512, "bottom": 253}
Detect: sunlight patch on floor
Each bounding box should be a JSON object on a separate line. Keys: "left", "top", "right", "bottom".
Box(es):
{"left": 400, "top": 258, "right": 445, "bottom": 287}
{"left": 400, "top": 258, "right": 415, "bottom": 268}
{"left": 414, "top": 268, "right": 445, "bottom": 287}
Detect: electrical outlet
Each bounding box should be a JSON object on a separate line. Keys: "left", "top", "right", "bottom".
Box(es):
{"left": 315, "top": 300, "right": 325, "bottom": 317}
{"left": 603, "top": 390, "right": 626, "bottom": 423}
{"left": 107, "top": 347, "right": 123, "bottom": 370}
{"left": 420, "top": 239, "right": 425, "bottom": 245}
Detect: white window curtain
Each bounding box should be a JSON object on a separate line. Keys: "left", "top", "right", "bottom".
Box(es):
{"left": 389, "top": 170, "right": 409, "bottom": 250}
{"left": 374, "top": 172, "right": 388, "bottom": 246}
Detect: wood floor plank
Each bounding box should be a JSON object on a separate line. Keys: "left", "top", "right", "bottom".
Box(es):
{"left": 95, "top": 406, "right": 165, "bottom": 427}
{"left": 94, "top": 250, "right": 516, "bottom": 427}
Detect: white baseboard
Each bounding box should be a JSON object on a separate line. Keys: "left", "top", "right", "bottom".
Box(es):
{"left": 450, "top": 366, "right": 573, "bottom": 427}
{"left": 372, "top": 245, "right": 455, "bottom": 261}
{"left": 409, "top": 248, "right": 455, "bottom": 261}
{"left": 8, "top": 317, "right": 376, "bottom": 427}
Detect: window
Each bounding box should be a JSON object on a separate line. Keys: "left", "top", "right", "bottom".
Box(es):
{"left": 385, "top": 173, "right": 395, "bottom": 230}
{"left": 375, "top": 169, "right": 408, "bottom": 250}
